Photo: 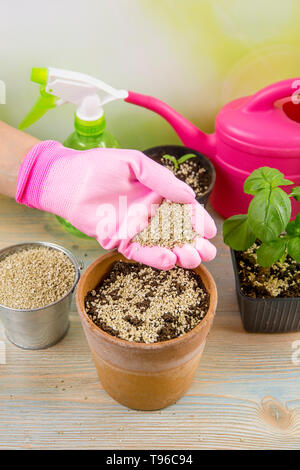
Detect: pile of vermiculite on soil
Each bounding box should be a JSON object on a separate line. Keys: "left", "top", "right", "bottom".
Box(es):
{"left": 0, "top": 246, "right": 76, "bottom": 309}
{"left": 85, "top": 261, "right": 209, "bottom": 343}
{"left": 236, "top": 243, "right": 300, "bottom": 298}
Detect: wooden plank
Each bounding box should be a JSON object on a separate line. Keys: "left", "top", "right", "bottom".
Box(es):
{"left": 0, "top": 194, "right": 300, "bottom": 449}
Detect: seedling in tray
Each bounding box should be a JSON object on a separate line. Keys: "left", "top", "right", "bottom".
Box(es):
{"left": 222, "top": 167, "right": 300, "bottom": 332}
{"left": 162, "top": 153, "right": 196, "bottom": 170}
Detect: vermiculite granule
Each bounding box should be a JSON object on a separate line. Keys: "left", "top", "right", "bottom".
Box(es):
{"left": 133, "top": 200, "right": 197, "bottom": 249}
{"left": 0, "top": 247, "right": 76, "bottom": 309}
{"left": 85, "top": 261, "right": 209, "bottom": 343}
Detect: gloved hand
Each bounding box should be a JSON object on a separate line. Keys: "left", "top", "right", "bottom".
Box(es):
{"left": 16, "top": 140, "right": 217, "bottom": 270}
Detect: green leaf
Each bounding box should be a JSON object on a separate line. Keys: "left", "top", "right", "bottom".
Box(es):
{"left": 290, "top": 186, "right": 300, "bottom": 201}
{"left": 162, "top": 154, "right": 179, "bottom": 169}
{"left": 248, "top": 187, "right": 291, "bottom": 242}
{"left": 286, "top": 221, "right": 296, "bottom": 235}
{"left": 244, "top": 167, "right": 293, "bottom": 195}
{"left": 287, "top": 236, "right": 300, "bottom": 262}
{"left": 223, "top": 214, "right": 255, "bottom": 251}
{"left": 256, "top": 239, "right": 286, "bottom": 267}
{"left": 286, "top": 214, "right": 300, "bottom": 236}
{"left": 177, "top": 153, "right": 197, "bottom": 165}
{"left": 286, "top": 218, "right": 300, "bottom": 236}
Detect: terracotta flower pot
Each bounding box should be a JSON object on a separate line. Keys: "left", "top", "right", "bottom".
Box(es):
{"left": 76, "top": 251, "right": 217, "bottom": 410}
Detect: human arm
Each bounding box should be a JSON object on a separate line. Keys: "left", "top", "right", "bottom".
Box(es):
{"left": 16, "top": 140, "right": 217, "bottom": 269}
{"left": 0, "top": 123, "right": 216, "bottom": 269}
{"left": 0, "top": 120, "right": 39, "bottom": 198}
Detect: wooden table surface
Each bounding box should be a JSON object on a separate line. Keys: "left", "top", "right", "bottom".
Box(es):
{"left": 0, "top": 193, "right": 300, "bottom": 450}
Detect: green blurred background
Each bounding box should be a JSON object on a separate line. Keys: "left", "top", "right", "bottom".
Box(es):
{"left": 1, "top": 0, "right": 300, "bottom": 149}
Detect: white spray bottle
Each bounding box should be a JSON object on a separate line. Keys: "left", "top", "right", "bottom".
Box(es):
{"left": 19, "top": 67, "right": 127, "bottom": 237}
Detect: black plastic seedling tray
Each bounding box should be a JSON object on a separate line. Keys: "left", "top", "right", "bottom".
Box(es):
{"left": 230, "top": 249, "right": 300, "bottom": 333}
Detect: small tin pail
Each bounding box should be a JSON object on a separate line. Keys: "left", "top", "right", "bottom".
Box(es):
{"left": 0, "top": 242, "right": 81, "bottom": 349}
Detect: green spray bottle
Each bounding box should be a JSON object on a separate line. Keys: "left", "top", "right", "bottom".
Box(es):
{"left": 19, "top": 67, "right": 127, "bottom": 238}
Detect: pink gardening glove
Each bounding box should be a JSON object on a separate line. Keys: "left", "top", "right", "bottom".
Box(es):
{"left": 16, "top": 140, "right": 216, "bottom": 270}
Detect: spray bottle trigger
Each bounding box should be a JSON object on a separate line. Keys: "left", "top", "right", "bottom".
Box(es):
{"left": 18, "top": 86, "right": 58, "bottom": 130}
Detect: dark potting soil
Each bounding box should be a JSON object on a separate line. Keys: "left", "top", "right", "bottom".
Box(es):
{"left": 85, "top": 261, "right": 209, "bottom": 343}
{"left": 158, "top": 154, "right": 211, "bottom": 198}
{"left": 236, "top": 243, "right": 300, "bottom": 299}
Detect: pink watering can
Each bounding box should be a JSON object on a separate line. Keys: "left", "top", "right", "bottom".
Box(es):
{"left": 122, "top": 78, "right": 300, "bottom": 218}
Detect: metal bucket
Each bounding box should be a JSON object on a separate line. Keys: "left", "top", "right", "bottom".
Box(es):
{"left": 0, "top": 242, "right": 81, "bottom": 349}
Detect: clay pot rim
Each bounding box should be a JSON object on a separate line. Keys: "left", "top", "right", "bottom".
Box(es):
{"left": 76, "top": 251, "right": 218, "bottom": 351}
{"left": 143, "top": 144, "right": 216, "bottom": 198}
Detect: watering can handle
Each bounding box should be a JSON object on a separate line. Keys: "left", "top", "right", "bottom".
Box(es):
{"left": 243, "top": 78, "right": 300, "bottom": 112}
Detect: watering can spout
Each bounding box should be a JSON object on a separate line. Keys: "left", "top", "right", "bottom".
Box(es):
{"left": 125, "top": 91, "right": 217, "bottom": 160}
